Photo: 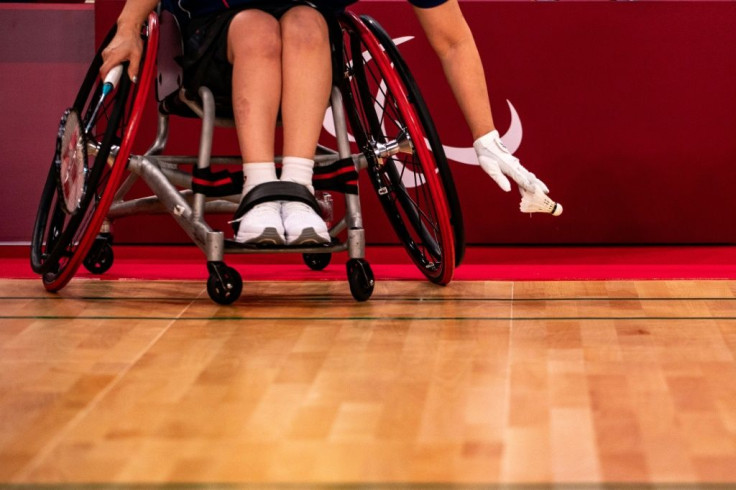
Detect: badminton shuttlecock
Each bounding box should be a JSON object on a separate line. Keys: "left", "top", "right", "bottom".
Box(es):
{"left": 520, "top": 185, "right": 563, "bottom": 216}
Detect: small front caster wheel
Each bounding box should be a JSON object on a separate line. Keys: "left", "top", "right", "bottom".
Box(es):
{"left": 303, "top": 253, "right": 331, "bottom": 271}
{"left": 206, "top": 262, "right": 243, "bottom": 305}
{"left": 83, "top": 234, "right": 114, "bottom": 274}
{"left": 346, "top": 258, "right": 374, "bottom": 302}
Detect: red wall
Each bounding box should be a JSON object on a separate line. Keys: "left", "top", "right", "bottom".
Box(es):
{"left": 6, "top": 1, "right": 736, "bottom": 245}
{"left": 0, "top": 3, "right": 94, "bottom": 243}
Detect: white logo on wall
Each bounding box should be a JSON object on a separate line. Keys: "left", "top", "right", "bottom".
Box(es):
{"left": 322, "top": 36, "right": 523, "bottom": 187}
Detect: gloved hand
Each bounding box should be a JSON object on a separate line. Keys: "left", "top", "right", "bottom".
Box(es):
{"left": 473, "top": 130, "right": 549, "bottom": 194}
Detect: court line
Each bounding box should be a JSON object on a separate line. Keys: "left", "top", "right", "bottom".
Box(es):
{"left": 0, "top": 483, "right": 729, "bottom": 489}
{"left": 500, "top": 283, "right": 515, "bottom": 479}
{"left": 1, "top": 296, "right": 736, "bottom": 302}
{"left": 2, "top": 315, "right": 736, "bottom": 321}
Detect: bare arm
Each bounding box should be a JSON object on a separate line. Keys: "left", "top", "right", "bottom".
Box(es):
{"left": 413, "top": 1, "right": 559, "bottom": 205}
{"left": 100, "top": 0, "right": 159, "bottom": 80}
{"left": 412, "top": 0, "right": 494, "bottom": 140}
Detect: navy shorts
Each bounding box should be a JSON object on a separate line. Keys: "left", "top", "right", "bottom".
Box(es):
{"left": 179, "top": 1, "right": 322, "bottom": 111}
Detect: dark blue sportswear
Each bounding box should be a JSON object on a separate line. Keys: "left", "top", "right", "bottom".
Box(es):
{"left": 164, "top": 0, "right": 448, "bottom": 21}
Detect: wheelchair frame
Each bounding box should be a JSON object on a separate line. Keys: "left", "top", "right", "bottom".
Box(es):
{"left": 30, "top": 9, "right": 464, "bottom": 304}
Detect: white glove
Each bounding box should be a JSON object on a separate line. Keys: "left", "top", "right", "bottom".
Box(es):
{"left": 473, "top": 130, "right": 549, "bottom": 194}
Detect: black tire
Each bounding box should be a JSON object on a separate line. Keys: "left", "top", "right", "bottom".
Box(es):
{"left": 303, "top": 253, "right": 332, "bottom": 271}
{"left": 359, "top": 15, "right": 465, "bottom": 267}
{"left": 30, "top": 17, "right": 157, "bottom": 291}
{"left": 206, "top": 262, "right": 243, "bottom": 305}
{"left": 346, "top": 258, "right": 374, "bottom": 302}
{"left": 339, "top": 13, "right": 455, "bottom": 285}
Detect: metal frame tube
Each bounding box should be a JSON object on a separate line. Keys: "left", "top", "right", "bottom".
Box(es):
{"left": 125, "top": 155, "right": 224, "bottom": 261}
{"left": 330, "top": 87, "right": 365, "bottom": 259}
{"left": 193, "top": 87, "right": 217, "bottom": 221}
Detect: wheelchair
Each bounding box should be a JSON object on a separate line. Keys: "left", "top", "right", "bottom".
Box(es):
{"left": 30, "top": 7, "right": 465, "bottom": 304}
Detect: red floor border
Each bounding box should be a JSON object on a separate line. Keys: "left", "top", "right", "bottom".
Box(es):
{"left": 4, "top": 245, "right": 736, "bottom": 281}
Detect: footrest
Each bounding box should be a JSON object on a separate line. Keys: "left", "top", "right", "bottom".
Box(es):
{"left": 223, "top": 238, "right": 335, "bottom": 251}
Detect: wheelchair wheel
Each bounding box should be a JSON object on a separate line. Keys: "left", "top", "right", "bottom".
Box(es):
{"left": 359, "top": 15, "right": 465, "bottom": 267}
{"left": 30, "top": 13, "right": 159, "bottom": 291}
{"left": 340, "top": 12, "right": 455, "bottom": 285}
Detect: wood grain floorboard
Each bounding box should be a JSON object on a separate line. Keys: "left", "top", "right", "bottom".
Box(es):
{"left": 1, "top": 278, "right": 735, "bottom": 485}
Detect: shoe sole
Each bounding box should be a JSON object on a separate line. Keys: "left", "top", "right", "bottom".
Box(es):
{"left": 236, "top": 227, "right": 285, "bottom": 246}
{"left": 286, "top": 227, "right": 331, "bottom": 246}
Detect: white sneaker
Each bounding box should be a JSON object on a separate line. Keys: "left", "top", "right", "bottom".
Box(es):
{"left": 281, "top": 201, "right": 330, "bottom": 246}
{"left": 233, "top": 201, "right": 285, "bottom": 245}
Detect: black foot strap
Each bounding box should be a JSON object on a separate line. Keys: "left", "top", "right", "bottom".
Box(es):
{"left": 231, "top": 181, "right": 321, "bottom": 233}
{"left": 313, "top": 157, "right": 358, "bottom": 195}
{"left": 192, "top": 167, "right": 244, "bottom": 197}
{"left": 192, "top": 158, "right": 359, "bottom": 197}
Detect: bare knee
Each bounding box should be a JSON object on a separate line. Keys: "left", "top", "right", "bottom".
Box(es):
{"left": 280, "top": 6, "right": 329, "bottom": 52}
{"left": 227, "top": 10, "right": 282, "bottom": 64}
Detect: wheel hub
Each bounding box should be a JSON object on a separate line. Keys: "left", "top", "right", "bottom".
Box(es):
{"left": 56, "top": 109, "right": 88, "bottom": 214}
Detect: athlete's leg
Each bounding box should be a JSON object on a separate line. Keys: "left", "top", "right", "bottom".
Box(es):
{"left": 279, "top": 6, "right": 332, "bottom": 159}
{"left": 228, "top": 9, "right": 282, "bottom": 165}
{"left": 228, "top": 11, "right": 284, "bottom": 244}
{"left": 278, "top": 6, "right": 332, "bottom": 245}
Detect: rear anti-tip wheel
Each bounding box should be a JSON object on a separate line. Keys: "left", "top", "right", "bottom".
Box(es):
{"left": 303, "top": 253, "right": 332, "bottom": 271}
{"left": 206, "top": 262, "right": 243, "bottom": 305}
{"left": 83, "top": 233, "right": 114, "bottom": 274}
{"left": 346, "top": 258, "right": 374, "bottom": 302}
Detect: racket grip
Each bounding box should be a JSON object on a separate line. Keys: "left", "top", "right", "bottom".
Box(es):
{"left": 102, "top": 65, "right": 123, "bottom": 95}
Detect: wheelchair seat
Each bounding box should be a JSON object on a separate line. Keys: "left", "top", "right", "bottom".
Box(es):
{"left": 156, "top": 9, "right": 236, "bottom": 121}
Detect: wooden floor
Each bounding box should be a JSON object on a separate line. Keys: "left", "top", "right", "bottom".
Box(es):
{"left": 2, "top": 277, "right": 736, "bottom": 486}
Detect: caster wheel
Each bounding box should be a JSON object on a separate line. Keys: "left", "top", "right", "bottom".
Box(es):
{"left": 303, "top": 253, "right": 331, "bottom": 271}
{"left": 206, "top": 262, "right": 243, "bottom": 305}
{"left": 346, "top": 258, "right": 374, "bottom": 302}
{"left": 83, "top": 234, "right": 114, "bottom": 274}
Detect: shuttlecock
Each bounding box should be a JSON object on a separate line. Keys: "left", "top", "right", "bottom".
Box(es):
{"left": 520, "top": 185, "right": 563, "bottom": 216}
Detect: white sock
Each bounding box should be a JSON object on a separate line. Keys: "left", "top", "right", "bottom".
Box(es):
{"left": 242, "top": 162, "right": 278, "bottom": 196}
{"left": 280, "top": 156, "right": 315, "bottom": 194}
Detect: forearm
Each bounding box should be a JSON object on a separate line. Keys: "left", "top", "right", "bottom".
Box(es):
{"left": 413, "top": 1, "right": 495, "bottom": 140}
{"left": 437, "top": 35, "right": 494, "bottom": 140}
{"left": 100, "top": 0, "right": 158, "bottom": 79}
{"left": 116, "top": 0, "right": 159, "bottom": 33}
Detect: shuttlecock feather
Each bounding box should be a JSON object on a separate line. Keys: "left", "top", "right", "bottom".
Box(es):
{"left": 520, "top": 186, "right": 563, "bottom": 216}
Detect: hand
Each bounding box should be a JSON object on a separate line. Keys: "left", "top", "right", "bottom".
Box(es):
{"left": 473, "top": 130, "right": 549, "bottom": 194}
{"left": 100, "top": 24, "right": 143, "bottom": 83}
